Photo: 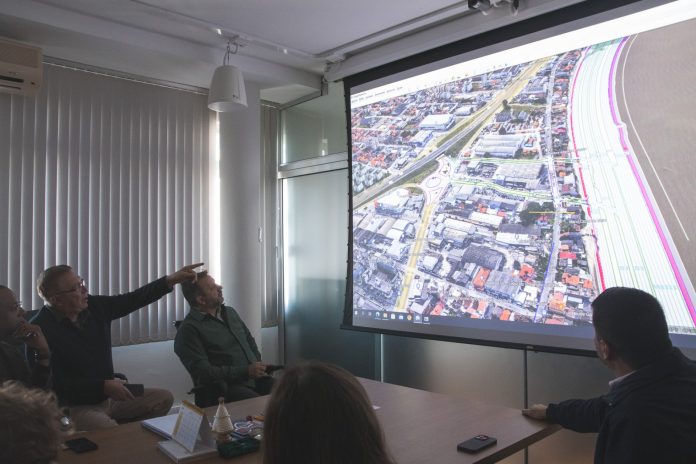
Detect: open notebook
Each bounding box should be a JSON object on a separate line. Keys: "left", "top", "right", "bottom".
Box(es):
{"left": 142, "top": 402, "right": 217, "bottom": 463}
{"left": 142, "top": 413, "right": 178, "bottom": 439}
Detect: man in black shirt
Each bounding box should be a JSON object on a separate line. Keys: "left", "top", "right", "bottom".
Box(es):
{"left": 523, "top": 287, "right": 696, "bottom": 463}
{"left": 32, "top": 263, "right": 202, "bottom": 430}
{"left": 0, "top": 285, "right": 51, "bottom": 388}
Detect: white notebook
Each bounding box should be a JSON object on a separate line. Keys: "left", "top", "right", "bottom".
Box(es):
{"left": 142, "top": 413, "right": 179, "bottom": 439}
{"left": 157, "top": 440, "right": 217, "bottom": 464}
{"left": 153, "top": 401, "right": 217, "bottom": 463}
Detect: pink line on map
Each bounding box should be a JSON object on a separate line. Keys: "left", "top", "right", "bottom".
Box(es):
{"left": 569, "top": 49, "right": 606, "bottom": 291}
{"left": 608, "top": 37, "right": 696, "bottom": 324}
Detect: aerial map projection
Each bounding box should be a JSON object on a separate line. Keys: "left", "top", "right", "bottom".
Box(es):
{"left": 351, "top": 3, "right": 696, "bottom": 338}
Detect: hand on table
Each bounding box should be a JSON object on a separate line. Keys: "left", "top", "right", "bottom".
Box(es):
{"left": 522, "top": 404, "right": 548, "bottom": 420}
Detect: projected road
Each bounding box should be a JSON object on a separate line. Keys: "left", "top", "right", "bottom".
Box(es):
{"left": 352, "top": 27, "right": 696, "bottom": 333}
{"left": 570, "top": 39, "right": 695, "bottom": 331}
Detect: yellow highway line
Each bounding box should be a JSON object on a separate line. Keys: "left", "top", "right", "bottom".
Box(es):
{"left": 396, "top": 202, "right": 435, "bottom": 310}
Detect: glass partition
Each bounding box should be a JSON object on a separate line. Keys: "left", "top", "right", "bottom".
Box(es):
{"left": 280, "top": 81, "right": 347, "bottom": 163}
{"left": 281, "top": 170, "right": 375, "bottom": 377}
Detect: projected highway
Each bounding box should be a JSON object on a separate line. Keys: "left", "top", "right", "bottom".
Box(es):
{"left": 351, "top": 24, "right": 696, "bottom": 334}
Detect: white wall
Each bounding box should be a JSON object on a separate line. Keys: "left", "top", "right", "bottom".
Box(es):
{"left": 112, "top": 340, "right": 192, "bottom": 405}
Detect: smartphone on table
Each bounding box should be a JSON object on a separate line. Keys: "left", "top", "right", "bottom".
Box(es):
{"left": 457, "top": 435, "right": 497, "bottom": 453}
{"left": 64, "top": 437, "right": 98, "bottom": 453}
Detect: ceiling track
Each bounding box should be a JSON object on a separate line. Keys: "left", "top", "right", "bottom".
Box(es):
{"left": 126, "top": 0, "right": 475, "bottom": 63}
{"left": 44, "top": 56, "right": 209, "bottom": 94}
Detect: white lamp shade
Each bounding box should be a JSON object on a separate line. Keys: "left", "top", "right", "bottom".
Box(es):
{"left": 208, "top": 64, "right": 247, "bottom": 112}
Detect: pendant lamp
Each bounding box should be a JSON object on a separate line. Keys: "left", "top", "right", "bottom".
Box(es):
{"left": 208, "top": 39, "right": 247, "bottom": 111}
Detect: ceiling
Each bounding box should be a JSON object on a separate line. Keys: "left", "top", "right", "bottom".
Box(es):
{"left": 0, "top": 0, "right": 585, "bottom": 103}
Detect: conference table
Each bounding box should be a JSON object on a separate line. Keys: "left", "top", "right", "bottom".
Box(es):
{"left": 58, "top": 378, "right": 560, "bottom": 464}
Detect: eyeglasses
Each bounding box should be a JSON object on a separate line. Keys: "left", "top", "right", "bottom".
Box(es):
{"left": 52, "top": 278, "right": 86, "bottom": 296}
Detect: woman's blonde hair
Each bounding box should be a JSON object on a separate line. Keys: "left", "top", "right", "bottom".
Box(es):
{"left": 0, "top": 381, "right": 62, "bottom": 464}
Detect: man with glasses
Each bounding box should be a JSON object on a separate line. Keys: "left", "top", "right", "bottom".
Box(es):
{"left": 523, "top": 287, "right": 696, "bottom": 463}
{"left": 0, "top": 285, "right": 51, "bottom": 388}
{"left": 31, "top": 263, "right": 202, "bottom": 430}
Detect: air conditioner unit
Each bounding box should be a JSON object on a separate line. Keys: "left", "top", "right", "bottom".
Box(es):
{"left": 0, "top": 38, "right": 42, "bottom": 96}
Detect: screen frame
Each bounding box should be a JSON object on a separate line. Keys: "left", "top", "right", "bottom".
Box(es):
{"left": 342, "top": 0, "right": 692, "bottom": 357}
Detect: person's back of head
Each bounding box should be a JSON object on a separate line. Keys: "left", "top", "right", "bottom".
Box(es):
{"left": 262, "top": 361, "right": 393, "bottom": 464}
{"left": 0, "top": 382, "right": 62, "bottom": 464}
{"left": 592, "top": 287, "right": 672, "bottom": 370}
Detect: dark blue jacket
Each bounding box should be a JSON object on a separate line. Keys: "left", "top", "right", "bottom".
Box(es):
{"left": 547, "top": 348, "right": 696, "bottom": 464}
{"left": 31, "top": 277, "right": 171, "bottom": 405}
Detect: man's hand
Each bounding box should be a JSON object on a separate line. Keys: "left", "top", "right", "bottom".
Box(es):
{"left": 248, "top": 362, "right": 268, "bottom": 379}
{"left": 104, "top": 379, "right": 135, "bottom": 401}
{"left": 12, "top": 321, "right": 51, "bottom": 359}
{"left": 166, "top": 263, "right": 204, "bottom": 287}
{"left": 522, "top": 404, "right": 549, "bottom": 420}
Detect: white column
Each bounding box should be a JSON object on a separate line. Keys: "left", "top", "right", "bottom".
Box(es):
{"left": 218, "top": 81, "right": 263, "bottom": 346}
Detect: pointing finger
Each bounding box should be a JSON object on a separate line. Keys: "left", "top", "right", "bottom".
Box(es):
{"left": 183, "top": 262, "right": 204, "bottom": 271}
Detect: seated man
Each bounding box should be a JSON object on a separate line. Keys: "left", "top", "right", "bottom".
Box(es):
{"left": 174, "top": 271, "right": 272, "bottom": 407}
{"left": 32, "top": 263, "right": 202, "bottom": 430}
{"left": 523, "top": 287, "right": 696, "bottom": 464}
{"left": 0, "top": 285, "right": 51, "bottom": 388}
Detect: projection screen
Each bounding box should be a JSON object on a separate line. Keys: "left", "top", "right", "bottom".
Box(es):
{"left": 346, "top": 0, "right": 696, "bottom": 354}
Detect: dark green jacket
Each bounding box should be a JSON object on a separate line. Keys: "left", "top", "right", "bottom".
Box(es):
{"left": 174, "top": 305, "right": 261, "bottom": 389}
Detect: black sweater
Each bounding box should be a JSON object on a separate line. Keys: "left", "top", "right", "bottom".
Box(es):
{"left": 0, "top": 341, "right": 51, "bottom": 389}
{"left": 547, "top": 348, "right": 696, "bottom": 464}
{"left": 31, "top": 277, "right": 171, "bottom": 405}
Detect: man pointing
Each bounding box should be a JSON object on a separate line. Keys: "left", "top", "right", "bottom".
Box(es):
{"left": 32, "top": 263, "right": 203, "bottom": 430}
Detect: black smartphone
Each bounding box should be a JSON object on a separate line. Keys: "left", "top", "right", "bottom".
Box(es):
{"left": 457, "top": 435, "right": 497, "bottom": 453}
{"left": 266, "top": 365, "right": 284, "bottom": 374}
{"left": 124, "top": 383, "right": 145, "bottom": 397}
{"left": 65, "top": 437, "right": 98, "bottom": 453}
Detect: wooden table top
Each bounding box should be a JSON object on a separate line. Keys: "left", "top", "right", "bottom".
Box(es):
{"left": 58, "top": 378, "right": 559, "bottom": 464}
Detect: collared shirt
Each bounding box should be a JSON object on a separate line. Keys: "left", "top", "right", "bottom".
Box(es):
{"left": 46, "top": 305, "right": 91, "bottom": 329}
{"left": 608, "top": 370, "right": 635, "bottom": 389}
{"left": 547, "top": 348, "right": 696, "bottom": 464}
{"left": 32, "top": 277, "right": 172, "bottom": 405}
{"left": 174, "top": 305, "right": 261, "bottom": 388}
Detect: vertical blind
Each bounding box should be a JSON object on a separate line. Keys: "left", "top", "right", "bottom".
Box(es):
{"left": 0, "top": 64, "right": 215, "bottom": 345}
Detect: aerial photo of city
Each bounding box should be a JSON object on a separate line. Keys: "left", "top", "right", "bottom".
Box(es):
{"left": 351, "top": 21, "right": 696, "bottom": 334}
